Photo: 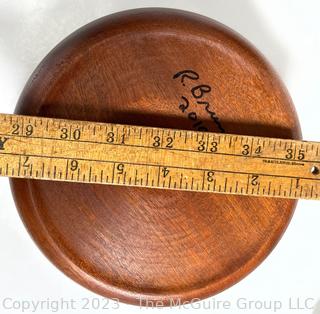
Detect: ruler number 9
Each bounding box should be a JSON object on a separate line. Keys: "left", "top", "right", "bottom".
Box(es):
{"left": 70, "top": 160, "right": 79, "bottom": 171}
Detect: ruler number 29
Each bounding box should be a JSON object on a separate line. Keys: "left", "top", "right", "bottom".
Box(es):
{"left": 12, "top": 123, "right": 34, "bottom": 137}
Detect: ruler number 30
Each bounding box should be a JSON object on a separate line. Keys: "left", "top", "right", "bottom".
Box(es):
{"left": 60, "top": 127, "right": 81, "bottom": 140}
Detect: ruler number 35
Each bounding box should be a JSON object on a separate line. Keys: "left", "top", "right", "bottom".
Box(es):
{"left": 285, "top": 148, "right": 305, "bottom": 160}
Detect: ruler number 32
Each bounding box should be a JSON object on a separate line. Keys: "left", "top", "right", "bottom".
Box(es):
{"left": 153, "top": 136, "right": 174, "bottom": 148}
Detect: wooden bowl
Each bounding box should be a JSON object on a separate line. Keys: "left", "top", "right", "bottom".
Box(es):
{"left": 11, "top": 8, "right": 301, "bottom": 306}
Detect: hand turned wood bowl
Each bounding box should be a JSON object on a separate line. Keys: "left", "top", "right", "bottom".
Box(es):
{"left": 11, "top": 8, "right": 300, "bottom": 306}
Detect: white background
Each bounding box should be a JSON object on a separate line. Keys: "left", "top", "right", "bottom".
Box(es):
{"left": 0, "top": 1, "right": 320, "bottom": 313}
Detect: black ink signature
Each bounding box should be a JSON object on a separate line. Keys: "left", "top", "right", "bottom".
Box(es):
{"left": 173, "top": 70, "right": 225, "bottom": 133}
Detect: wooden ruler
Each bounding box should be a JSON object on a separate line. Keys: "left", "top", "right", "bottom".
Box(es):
{"left": 0, "top": 113, "right": 319, "bottom": 200}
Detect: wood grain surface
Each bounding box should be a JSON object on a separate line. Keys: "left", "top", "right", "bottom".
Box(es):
{"left": 10, "top": 8, "right": 301, "bottom": 306}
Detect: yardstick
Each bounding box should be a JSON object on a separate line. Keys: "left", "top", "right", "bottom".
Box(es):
{"left": 0, "top": 113, "right": 319, "bottom": 200}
